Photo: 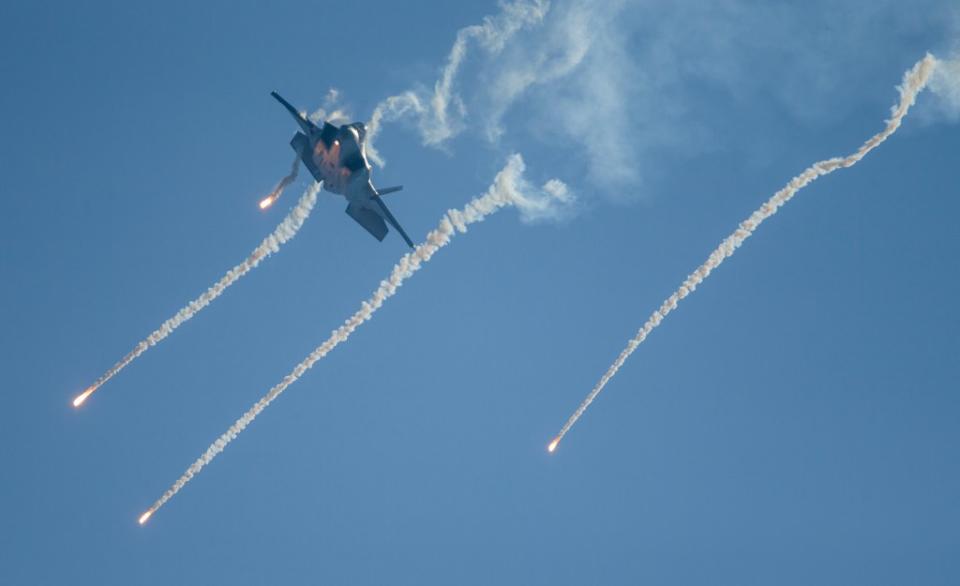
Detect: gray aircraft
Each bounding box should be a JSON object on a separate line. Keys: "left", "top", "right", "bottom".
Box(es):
{"left": 271, "top": 91, "right": 415, "bottom": 248}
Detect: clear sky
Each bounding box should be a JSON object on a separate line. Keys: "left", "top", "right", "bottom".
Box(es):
{"left": 1, "top": 1, "right": 958, "bottom": 584}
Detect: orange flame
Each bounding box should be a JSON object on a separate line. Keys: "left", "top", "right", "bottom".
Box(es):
{"left": 72, "top": 387, "right": 95, "bottom": 408}
{"left": 138, "top": 510, "right": 153, "bottom": 525}
{"left": 259, "top": 195, "right": 276, "bottom": 210}
{"left": 547, "top": 438, "right": 560, "bottom": 453}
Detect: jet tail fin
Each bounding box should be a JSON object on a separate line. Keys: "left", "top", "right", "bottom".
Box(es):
{"left": 375, "top": 185, "right": 403, "bottom": 196}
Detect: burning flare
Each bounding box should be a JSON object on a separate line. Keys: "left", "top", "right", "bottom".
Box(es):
{"left": 138, "top": 510, "right": 154, "bottom": 525}
{"left": 259, "top": 155, "right": 300, "bottom": 210}
{"left": 547, "top": 438, "right": 560, "bottom": 453}
{"left": 72, "top": 388, "right": 94, "bottom": 408}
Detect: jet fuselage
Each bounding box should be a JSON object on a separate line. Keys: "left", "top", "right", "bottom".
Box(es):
{"left": 291, "top": 124, "right": 369, "bottom": 201}
{"left": 272, "top": 91, "right": 414, "bottom": 248}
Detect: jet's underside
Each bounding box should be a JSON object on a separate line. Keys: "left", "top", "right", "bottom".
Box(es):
{"left": 272, "top": 91, "right": 414, "bottom": 248}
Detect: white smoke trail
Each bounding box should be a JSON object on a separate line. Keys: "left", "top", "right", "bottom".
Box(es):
{"left": 259, "top": 155, "right": 300, "bottom": 209}
{"left": 139, "top": 154, "right": 568, "bottom": 521}
{"left": 73, "top": 183, "right": 320, "bottom": 408}
{"left": 309, "top": 89, "right": 353, "bottom": 128}
{"left": 928, "top": 54, "right": 960, "bottom": 120}
{"left": 365, "top": 0, "right": 549, "bottom": 167}
{"left": 547, "top": 54, "right": 938, "bottom": 452}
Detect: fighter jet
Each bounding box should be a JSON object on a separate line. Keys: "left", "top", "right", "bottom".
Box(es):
{"left": 271, "top": 91, "right": 415, "bottom": 249}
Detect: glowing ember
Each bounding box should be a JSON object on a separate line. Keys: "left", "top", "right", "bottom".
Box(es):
{"left": 259, "top": 195, "right": 276, "bottom": 210}
{"left": 72, "top": 388, "right": 94, "bottom": 408}
{"left": 547, "top": 438, "right": 560, "bottom": 453}
{"left": 138, "top": 510, "right": 153, "bottom": 525}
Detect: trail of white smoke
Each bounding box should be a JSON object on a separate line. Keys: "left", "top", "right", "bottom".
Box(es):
{"left": 139, "top": 154, "right": 567, "bottom": 522}
{"left": 365, "top": 0, "right": 549, "bottom": 167}
{"left": 547, "top": 54, "right": 938, "bottom": 453}
{"left": 259, "top": 155, "right": 300, "bottom": 209}
{"left": 928, "top": 53, "right": 960, "bottom": 120}
{"left": 73, "top": 183, "right": 320, "bottom": 408}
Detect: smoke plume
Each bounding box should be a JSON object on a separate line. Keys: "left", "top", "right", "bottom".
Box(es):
{"left": 74, "top": 183, "right": 320, "bottom": 408}
{"left": 138, "top": 154, "right": 568, "bottom": 521}
{"left": 365, "top": 0, "right": 549, "bottom": 167}
{"left": 548, "top": 54, "right": 938, "bottom": 451}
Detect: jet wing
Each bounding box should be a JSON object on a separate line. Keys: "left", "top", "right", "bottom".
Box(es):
{"left": 290, "top": 132, "right": 324, "bottom": 183}
{"left": 273, "top": 91, "right": 338, "bottom": 149}
{"left": 272, "top": 91, "right": 318, "bottom": 136}
{"left": 371, "top": 191, "right": 415, "bottom": 249}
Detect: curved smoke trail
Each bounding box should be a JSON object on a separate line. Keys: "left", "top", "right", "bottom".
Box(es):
{"left": 547, "top": 54, "right": 938, "bottom": 453}
{"left": 138, "top": 154, "right": 568, "bottom": 523}
{"left": 259, "top": 154, "right": 301, "bottom": 209}
{"left": 74, "top": 182, "right": 320, "bottom": 408}
{"left": 365, "top": 0, "right": 549, "bottom": 167}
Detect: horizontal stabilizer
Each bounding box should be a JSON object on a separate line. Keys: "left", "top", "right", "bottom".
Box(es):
{"left": 376, "top": 185, "right": 403, "bottom": 196}
{"left": 346, "top": 203, "right": 388, "bottom": 242}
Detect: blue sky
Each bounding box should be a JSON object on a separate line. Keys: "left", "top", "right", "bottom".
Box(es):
{"left": 1, "top": 1, "right": 958, "bottom": 584}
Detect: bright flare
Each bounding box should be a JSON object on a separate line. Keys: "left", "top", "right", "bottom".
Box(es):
{"left": 259, "top": 154, "right": 300, "bottom": 211}
{"left": 547, "top": 438, "right": 559, "bottom": 453}
{"left": 138, "top": 510, "right": 153, "bottom": 525}
{"left": 72, "top": 388, "right": 94, "bottom": 408}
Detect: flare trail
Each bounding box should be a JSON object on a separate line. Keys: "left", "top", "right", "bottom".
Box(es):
{"left": 547, "top": 54, "right": 937, "bottom": 451}
{"left": 74, "top": 183, "right": 319, "bottom": 408}
{"left": 139, "top": 154, "right": 565, "bottom": 521}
